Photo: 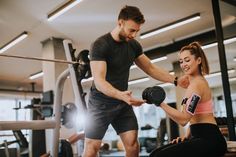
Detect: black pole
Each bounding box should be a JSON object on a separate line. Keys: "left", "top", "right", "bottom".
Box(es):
{"left": 211, "top": 0, "right": 236, "bottom": 140}
{"left": 31, "top": 82, "right": 35, "bottom": 92}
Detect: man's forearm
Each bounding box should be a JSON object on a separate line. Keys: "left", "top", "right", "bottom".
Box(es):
{"left": 95, "top": 79, "right": 122, "bottom": 100}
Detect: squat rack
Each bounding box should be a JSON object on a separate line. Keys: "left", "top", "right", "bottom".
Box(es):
{"left": 0, "top": 39, "right": 87, "bottom": 157}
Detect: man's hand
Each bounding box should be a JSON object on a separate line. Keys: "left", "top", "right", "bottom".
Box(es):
{"left": 177, "top": 75, "right": 190, "bottom": 88}
{"left": 120, "top": 91, "right": 145, "bottom": 106}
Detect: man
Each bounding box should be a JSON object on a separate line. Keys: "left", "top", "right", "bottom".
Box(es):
{"left": 83, "top": 5, "right": 188, "bottom": 157}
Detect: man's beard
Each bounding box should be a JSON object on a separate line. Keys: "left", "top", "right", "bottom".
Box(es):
{"left": 119, "top": 29, "right": 128, "bottom": 42}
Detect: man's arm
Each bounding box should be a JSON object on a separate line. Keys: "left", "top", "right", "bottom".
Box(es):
{"left": 135, "top": 54, "right": 189, "bottom": 88}
{"left": 90, "top": 61, "right": 144, "bottom": 106}
{"left": 135, "top": 54, "right": 175, "bottom": 83}
{"left": 67, "top": 131, "right": 85, "bottom": 144}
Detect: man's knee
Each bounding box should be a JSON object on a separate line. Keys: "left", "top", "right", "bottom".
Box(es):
{"left": 83, "top": 138, "right": 101, "bottom": 157}
{"left": 125, "top": 140, "right": 140, "bottom": 153}
{"left": 120, "top": 130, "right": 139, "bottom": 153}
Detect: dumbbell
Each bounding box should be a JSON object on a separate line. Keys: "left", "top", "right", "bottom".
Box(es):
{"left": 142, "top": 86, "right": 166, "bottom": 106}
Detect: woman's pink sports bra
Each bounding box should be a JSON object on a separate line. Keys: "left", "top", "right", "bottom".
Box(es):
{"left": 194, "top": 99, "right": 213, "bottom": 114}
{"left": 182, "top": 95, "right": 214, "bottom": 115}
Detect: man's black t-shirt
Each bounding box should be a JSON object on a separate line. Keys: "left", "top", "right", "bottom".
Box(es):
{"left": 89, "top": 33, "right": 143, "bottom": 103}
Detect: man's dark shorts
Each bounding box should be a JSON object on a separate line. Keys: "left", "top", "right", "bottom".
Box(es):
{"left": 84, "top": 96, "right": 138, "bottom": 140}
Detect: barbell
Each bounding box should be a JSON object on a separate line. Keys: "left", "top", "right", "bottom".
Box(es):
{"left": 0, "top": 54, "right": 78, "bottom": 64}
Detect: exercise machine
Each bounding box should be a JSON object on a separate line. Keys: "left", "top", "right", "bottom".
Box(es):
{"left": 0, "top": 39, "right": 90, "bottom": 157}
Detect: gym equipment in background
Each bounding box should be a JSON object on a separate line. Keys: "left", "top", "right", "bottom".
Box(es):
{"left": 61, "top": 102, "right": 77, "bottom": 129}
{"left": 0, "top": 130, "right": 29, "bottom": 157}
{"left": 0, "top": 39, "right": 91, "bottom": 157}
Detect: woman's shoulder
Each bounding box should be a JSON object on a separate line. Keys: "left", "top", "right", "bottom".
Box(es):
{"left": 191, "top": 76, "right": 208, "bottom": 85}
{"left": 189, "top": 76, "right": 211, "bottom": 97}
{"left": 188, "top": 77, "right": 209, "bottom": 92}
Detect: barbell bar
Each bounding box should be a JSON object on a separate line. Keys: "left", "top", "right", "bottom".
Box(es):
{"left": 0, "top": 54, "right": 78, "bottom": 64}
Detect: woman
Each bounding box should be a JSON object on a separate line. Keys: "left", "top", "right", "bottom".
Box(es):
{"left": 150, "top": 42, "right": 227, "bottom": 157}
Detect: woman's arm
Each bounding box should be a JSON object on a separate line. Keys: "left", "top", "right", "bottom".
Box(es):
{"left": 160, "top": 102, "right": 192, "bottom": 126}
{"left": 160, "top": 80, "right": 202, "bottom": 126}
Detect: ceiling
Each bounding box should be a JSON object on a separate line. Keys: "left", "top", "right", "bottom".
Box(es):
{"left": 0, "top": 0, "right": 236, "bottom": 93}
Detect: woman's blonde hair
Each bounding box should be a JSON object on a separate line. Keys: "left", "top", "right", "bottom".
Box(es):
{"left": 180, "top": 41, "right": 210, "bottom": 75}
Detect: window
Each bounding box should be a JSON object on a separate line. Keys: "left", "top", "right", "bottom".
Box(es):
{"left": 0, "top": 98, "right": 31, "bottom": 148}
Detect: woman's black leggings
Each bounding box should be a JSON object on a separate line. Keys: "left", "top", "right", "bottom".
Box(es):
{"left": 149, "top": 123, "right": 227, "bottom": 157}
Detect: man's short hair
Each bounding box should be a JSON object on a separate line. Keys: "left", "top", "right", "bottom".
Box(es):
{"left": 118, "top": 5, "right": 145, "bottom": 24}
